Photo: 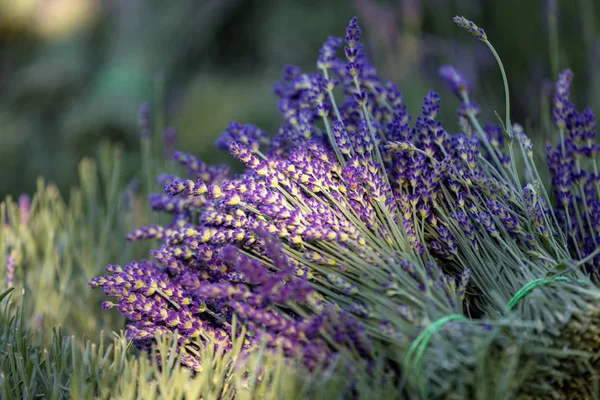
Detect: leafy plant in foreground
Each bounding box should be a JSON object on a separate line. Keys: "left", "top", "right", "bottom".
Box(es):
{"left": 0, "top": 287, "right": 409, "bottom": 399}
{"left": 0, "top": 143, "right": 145, "bottom": 344}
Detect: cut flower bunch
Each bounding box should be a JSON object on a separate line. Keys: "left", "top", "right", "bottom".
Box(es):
{"left": 92, "top": 16, "right": 600, "bottom": 399}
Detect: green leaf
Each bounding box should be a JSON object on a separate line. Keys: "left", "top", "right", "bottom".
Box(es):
{"left": 0, "top": 287, "right": 14, "bottom": 304}
{"left": 494, "top": 111, "right": 512, "bottom": 144}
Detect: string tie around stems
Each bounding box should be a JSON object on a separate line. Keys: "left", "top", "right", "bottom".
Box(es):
{"left": 507, "top": 276, "right": 587, "bottom": 310}
{"left": 405, "top": 314, "right": 468, "bottom": 372}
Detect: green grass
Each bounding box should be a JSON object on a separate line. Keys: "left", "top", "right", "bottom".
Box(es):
{"left": 0, "top": 286, "right": 404, "bottom": 399}
{"left": 0, "top": 142, "right": 138, "bottom": 345}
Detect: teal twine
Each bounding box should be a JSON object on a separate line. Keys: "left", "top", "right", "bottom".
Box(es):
{"left": 507, "top": 276, "right": 587, "bottom": 310}
{"left": 405, "top": 314, "right": 468, "bottom": 373}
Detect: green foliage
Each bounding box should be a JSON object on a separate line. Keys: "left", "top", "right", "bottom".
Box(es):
{"left": 0, "top": 142, "right": 150, "bottom": 344}
{"left": 0, "top": 287, "right": 406, "bottom": 399}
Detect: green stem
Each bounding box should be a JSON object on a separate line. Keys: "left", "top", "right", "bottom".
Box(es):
{"left": 529, "top": 155, "right": 567, "bottom": 245}
{"left": 321, "top": 67, "right": 354, "bottom": 160}
{"left": 484, "top": 40, "right": 524, "bottom": 194}
{"left": 462, "top": 95, "right": 510, "bottom": 182}
{"left": 322, "top": 115, "right": 346, "bottom": 168}
{"left": 484, "top": 41, "right": 511, "bottom": 136}
{"left": 548, "top": 1, "right": 560, "bottom": 79}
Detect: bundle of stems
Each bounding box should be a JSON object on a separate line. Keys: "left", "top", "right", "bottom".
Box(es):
{"left": 91, "top": 15, "right": 600, "bottom": 399}
{"left": 433, "top": 18, "right": 600, "bottom": 398}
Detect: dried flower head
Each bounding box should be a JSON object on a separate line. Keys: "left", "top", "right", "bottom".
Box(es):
{"left": 453, "top": 16, "right": 487, "bottom": 41}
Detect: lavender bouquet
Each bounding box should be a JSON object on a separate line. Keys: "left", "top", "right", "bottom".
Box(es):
{"left": 91, "top": 16, "right": 600, "bottom": 399}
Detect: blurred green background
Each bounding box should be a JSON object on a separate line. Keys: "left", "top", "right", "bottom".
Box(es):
{"left": 0, "top": 0, "right": 599, "bottom": 198}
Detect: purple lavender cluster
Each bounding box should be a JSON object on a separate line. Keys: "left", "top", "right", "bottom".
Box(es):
{"left": 92, "top": 16, "right": 573, "bottom": 370}
{"left": 89, "top": 219, "right": 358, "bottom": 369}
{"left": 452, "top": 16, "right": 487, "bottom": 42}
{"left": 546, "top": 69, "right": 600, "bottom": 274}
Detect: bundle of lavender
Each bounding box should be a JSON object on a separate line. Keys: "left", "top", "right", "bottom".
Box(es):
{"left": 91, "top": 16, "right": 600, "bottom": 398}
{"left": 432, "top": 20, "right": 600, "bottom": 398}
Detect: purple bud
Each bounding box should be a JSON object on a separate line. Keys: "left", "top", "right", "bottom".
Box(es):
{"left": 453, "top": 16, "right": 487, "bottom": 41}
{"left": 138, "top": 102, "right": 151, "bottom": 138}
{"left": 438, "top": 65, "right": 470, "bottom": 97}
{"left": 5, "top": 256, "right": 16, "bottom": 287}
{"left": 18, "top": 194, "right": 30, "bottom": 227}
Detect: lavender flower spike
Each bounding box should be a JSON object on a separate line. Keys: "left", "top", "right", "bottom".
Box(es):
{"left": 138, "top": 102, "right": 151, "bottom": 138}
{"left": 553, "top": 69, "right": 574, "bottom": 129}
{"left": 18, "top": 194, "right": 30, "bottom": 227}
{"left": 438, "top": 65, "right": 470, "bottom": 97}
{"left": 5, "top": 256, "right": 16, "bottom": 287}
{"left": 453, "top": 16, "right": 487, "bottom": 41}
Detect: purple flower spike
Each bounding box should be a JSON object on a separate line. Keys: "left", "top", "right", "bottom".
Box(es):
{"left": 317, "top": 36, "right": 343, "bottom": 69}
{"left": 438, "top": 65, "right": 470, "bottom": 97}
{"left": 453, "top": 16, "right": 487, "bottom": 41}
{"left": 344, "top": 17, "right": 363, "bottom": 77}
{"left": 5, "top": 256, "right": 16, "bottom": 287}
{"left": 138, "top": 102, "right": 151, "bottom": 138}
{"left": 553, "top": 69, "right": 574, "bottom": 129}
{"left": 345, "top": 17, "right": 362, "bottom": 52}
{"left": 18, "top": 194, "right": 30, "bottom": 227}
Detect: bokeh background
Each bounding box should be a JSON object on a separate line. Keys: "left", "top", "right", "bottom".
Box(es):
{"left": 1, "top": 0, "right": 599, "bottom": 198}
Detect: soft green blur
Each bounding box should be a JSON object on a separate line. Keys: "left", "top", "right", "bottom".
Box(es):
{"left": 0, "top": 0, "right": 598, "bottom": 198}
